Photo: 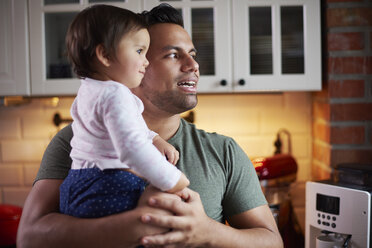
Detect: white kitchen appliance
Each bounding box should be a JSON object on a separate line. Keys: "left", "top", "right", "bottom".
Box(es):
{"left": 305, "top": 181, "right": 371, "bottom": 248}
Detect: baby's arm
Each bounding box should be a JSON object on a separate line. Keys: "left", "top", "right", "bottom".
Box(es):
{"left": 166, "top": 172, "right": 189, "bottom": 193}
{"left": 103, "top": 88, "right": 188, "bottom": 193}
{"left": 152, "top": 135, "right": 189, "bottom": 193}
{"left": 152, "top": 135, "right": 179, "bottom": 165}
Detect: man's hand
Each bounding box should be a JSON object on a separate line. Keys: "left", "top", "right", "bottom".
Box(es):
{"left": 140, "top": 187, "right": 213, "bottom": 248}
{"left": 139, "top": 188, "right": 283, "bottom": 248}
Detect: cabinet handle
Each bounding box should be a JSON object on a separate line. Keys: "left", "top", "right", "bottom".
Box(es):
{"left": 220, "top": 79, "right": 227, "bottom": 86}
{"left": 238, "top": 79, "right": 246, "bottom": 86}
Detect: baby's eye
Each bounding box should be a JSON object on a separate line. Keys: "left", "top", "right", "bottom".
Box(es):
{"left": 137, "top": 49, "right": 143, "bottom": 54}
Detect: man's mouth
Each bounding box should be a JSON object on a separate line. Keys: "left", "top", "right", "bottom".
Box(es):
{"left": 177, "top": 81, "right": 196, "bottom": 88}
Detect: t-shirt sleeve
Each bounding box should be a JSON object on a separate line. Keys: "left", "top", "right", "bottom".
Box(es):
{"left": 34, "top": 124, "right": 73, "bottom": 184}
{"left": 222, "top": 139, "right": 267, "bottom": 217}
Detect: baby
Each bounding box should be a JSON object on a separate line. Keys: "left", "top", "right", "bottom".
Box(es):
{"left": 59, "top": 4, "right": 189, "bottom": 218}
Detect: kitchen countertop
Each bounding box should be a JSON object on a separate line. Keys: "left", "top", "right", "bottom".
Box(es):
{"left": 289, "top": 181, "right": 306, "bottom": 234}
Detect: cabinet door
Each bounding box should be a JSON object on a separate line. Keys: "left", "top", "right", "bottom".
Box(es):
{"left": 0, "top": 0, "right": 30, "bottom": 96}
{"left": 232, "top": 0, "right": 321, "bottom": 91}
{"left": 144, "top": 0, "right": 232, "bottom": 93}
{"left": 29, "top": 0, "right": 142, "bottom": 96}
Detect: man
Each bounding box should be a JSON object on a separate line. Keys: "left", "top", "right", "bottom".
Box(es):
{"left": 17, "top": 4, "right": 283, "bottom": 248}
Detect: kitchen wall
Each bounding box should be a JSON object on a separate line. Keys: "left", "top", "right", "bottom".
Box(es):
{"left": 312, "top": 0, "right": 372, "bottom": 179}
{"left": 0, "top": 92, "right": 312, "bottom": 206}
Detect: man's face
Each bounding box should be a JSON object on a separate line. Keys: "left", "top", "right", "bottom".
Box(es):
{"left": 133, "top": 23, "right": 200, "bottom": 115}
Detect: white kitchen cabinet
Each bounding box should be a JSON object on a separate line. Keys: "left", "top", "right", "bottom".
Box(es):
{"left": 0, "top": 0, "right": 30, "bottom": 96}
{"left": 28, "top": 0, "right": 142, "bottom": 95}
{"left": 146, "top": 0, "right": 321, "bottom": 92}
{"left": 232, "top": 0, "right": 321, "bottom": 92}
{"left": 2, "top": 0, "right": 321, "bottom": 96}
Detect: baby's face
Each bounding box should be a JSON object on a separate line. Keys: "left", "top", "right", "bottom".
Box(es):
{"left": 109, "top": 28, "right": 150, "bottom": 88}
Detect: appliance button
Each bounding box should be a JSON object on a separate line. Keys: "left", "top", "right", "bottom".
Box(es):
{"left": 318, "top": 213, "right": 321, "bottom": 218}
{"left": 318, "top": 219, "right": 321, "bottom": 225}
{"left": 331, "top": 223, "right": 336, "bottom": 228}
{"left": 322, "top": 221, "right": 330, "bottom": 226}
{"left": 327, "top": 215, "right": 330, "bottom": 220}
{"left": 332, "top": 216, "right": 336, "bottom": 221}
{"left": 322, "top": 214, "right": 325, "bottom": 219}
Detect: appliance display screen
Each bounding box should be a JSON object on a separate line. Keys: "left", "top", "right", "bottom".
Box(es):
{"left": 316, "top": 193, "right": 340, "bottom": 215}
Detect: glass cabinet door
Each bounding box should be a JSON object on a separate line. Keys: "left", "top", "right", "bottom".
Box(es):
{"left": 0, "top": 0, "right": 30, "bottom": 96}
{"left": 44, "top": 12, "right": 78, "bottom": 80}
{"left": 233, "top": 0, "right": 321, "bottom": 91}
{"left": 280, "top": 6, "right": 304, "bottom": 74}
{"left": 29, "top": 0, "right": 141, "bottom": 95}
{"left": 249, "top": 6, "right": 273, "bottom": 75}
{"left": 144, "top": 0, "right": 232, "bottom": 93}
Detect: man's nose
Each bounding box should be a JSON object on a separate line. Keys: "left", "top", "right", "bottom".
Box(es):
{"left": 181, "top": 55, "right": 199, "bottom": 73}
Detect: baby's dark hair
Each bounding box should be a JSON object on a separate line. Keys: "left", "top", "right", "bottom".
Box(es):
{"left": 66, "top": 4, "right": 147, "bottom": 78}
{"left": 141, "top": 3, "right": 183, "bottom": 27}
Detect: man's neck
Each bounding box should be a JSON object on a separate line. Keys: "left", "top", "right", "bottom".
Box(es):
{"left": 143, "top": 111, "right": 181, "bottom": 141}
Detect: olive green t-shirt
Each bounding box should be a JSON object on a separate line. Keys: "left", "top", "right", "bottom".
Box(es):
{"left": 36, "top": 119, "right": 266, "bottom": 222}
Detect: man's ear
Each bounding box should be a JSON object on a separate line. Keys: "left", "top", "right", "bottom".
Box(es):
{"left": 95, "top": 44, "right": 110, "bottom": 67}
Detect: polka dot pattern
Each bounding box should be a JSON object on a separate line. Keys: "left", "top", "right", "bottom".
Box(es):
{"left": 60, "top": 168, "right": 147, "bottom": 218}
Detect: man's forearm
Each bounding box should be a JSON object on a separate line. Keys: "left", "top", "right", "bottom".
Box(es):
{"left": 18, "top": 211, "right": 141, "bottom": 248}
{"left": 17, "top": 180, "right": 169, "bottom": 248}
{"left": 203, "top": 220, "right": 283, "bottom": 248}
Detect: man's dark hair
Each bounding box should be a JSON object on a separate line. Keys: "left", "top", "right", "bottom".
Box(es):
{"left": 141, "top": 3, "right": 183, "bottom": 27}
{"left": 66, "top": 4, "right": 147, "bottom": 78}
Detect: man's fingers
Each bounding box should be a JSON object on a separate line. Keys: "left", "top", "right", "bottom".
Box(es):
{"left": 148, "top": 195, "right": 187, "bottom": 215}
{"left": 141, "top": 213, "right": 185, "bottom": 230}
{"left": 142, "top": 230, "right": 184, "bottom": 246}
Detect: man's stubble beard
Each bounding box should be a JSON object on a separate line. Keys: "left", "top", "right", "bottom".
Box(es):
{"left": 144, "top": 87, "right": 198, "bottom": 115}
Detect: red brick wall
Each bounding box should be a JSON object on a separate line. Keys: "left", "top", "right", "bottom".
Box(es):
{"left": 312, "top": 0, "right": 372, "bottom": 180}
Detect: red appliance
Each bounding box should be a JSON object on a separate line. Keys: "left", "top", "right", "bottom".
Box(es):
{"left": 252, "top": 153, "right": 298, "bottom": 181}
{"left": 0, "top": 204, "right": 22, "bottom": 247}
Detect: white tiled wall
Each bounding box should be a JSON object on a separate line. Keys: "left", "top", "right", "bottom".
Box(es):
{"left": 193, "top": 92, "right": 312, "bottom": 182}
{"left": 0, "top": 97, "right": 74, "bottom": 206}
{"left": 0, "top": 92, "right": 312, "bottom": 207}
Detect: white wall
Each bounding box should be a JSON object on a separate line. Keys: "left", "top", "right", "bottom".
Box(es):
{"left": 0, "top": 92, "right": 312, "bottom": 206}
{"left": 193, "top": 92, "right": 312, "bottom": 181}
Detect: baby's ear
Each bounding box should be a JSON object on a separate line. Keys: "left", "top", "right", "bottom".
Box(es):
{"left": 95, "top": 44, "right": 110, "bottom": 67}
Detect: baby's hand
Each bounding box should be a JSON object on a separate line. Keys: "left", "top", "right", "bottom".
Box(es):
{"left": 153, "top": 135, "right": 179, "bottom": 165}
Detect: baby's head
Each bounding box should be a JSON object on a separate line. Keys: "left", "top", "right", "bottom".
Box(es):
{"left": 66, "top": 4, "right": 149, "bottom": 86}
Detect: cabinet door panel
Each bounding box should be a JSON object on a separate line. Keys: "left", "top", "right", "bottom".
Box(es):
{"left": 191, "top": 8, "right": 215, "bottom": 76}
{"left": 0, "top": 0, "right": 30, "bottom": 96}
{"left": 280, "top": 6, "right": 304, "bottom": 74}
{"left": 233, "top": 0, "right": 321, "bottom": 92}
{"left": 249, "top": 6, "right": 273, "bottom": 75}
{"left": 45, "top": 12, "right": 77, "bottom": 80}
{"left": 29, "top": 0, "right": 141, "bottom": 96}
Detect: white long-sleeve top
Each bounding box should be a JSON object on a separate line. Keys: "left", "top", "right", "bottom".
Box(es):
{"left": 69, "top": 78, "right": 181, "bottom": 191}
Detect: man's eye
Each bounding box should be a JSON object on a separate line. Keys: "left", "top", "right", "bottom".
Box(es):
{"left": 191, "top": 53, "right": 197, "bottom": 59}
{"left": 167, "top": 53, "right": 178, "bottom": 58}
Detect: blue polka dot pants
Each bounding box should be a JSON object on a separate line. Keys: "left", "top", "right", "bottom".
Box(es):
{"left": 60, "top": 168, "right": 147, "bottom": 218}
